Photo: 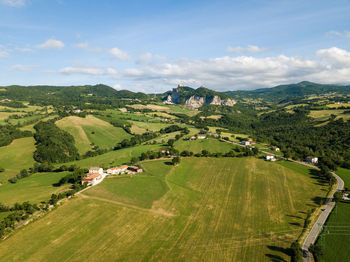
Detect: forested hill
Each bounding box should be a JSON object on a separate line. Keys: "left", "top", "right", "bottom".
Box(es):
{"left": 0, "top": 85, "right": 150, "bottom": 106}
{"left": 225, "top": 81, "right": 350, "bottom": 102}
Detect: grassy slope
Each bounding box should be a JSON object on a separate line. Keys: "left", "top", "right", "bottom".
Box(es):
{"left": 56, "top": 115, "right": 131, "bottom": 154}
{"left": 174, "top": 138, "right": 236, "bottom": 154}
{"left": 62, "top": 144, "right": 162, "bottom": 169}
{"left": 0, "top": 172, "right": 71, "bottom": 205}
{"left": 0, "top": 157, "right": 327, "bottom": 262}
{"left": 315, "top": 167, "right": 350, "bottom": 261}
{"left": 0, "top": 137, "right": 36, "bottom": 183}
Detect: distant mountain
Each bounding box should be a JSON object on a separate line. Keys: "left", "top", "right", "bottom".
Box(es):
{"left": 225, "top": 81, "right": 350, "bottom": 102}
{"left": 162, "top": 85, "right": 236, "bottom": 108}
{"left": 0, "top": 84, "right": 149, "bottom": 106}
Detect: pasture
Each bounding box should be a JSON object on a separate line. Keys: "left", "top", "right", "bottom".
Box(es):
{"left": 0, "top": 157, "right": 327, "bottom": 261}
{"left": 0, "top": 172, "right": 70, "bottom": 205}
{"left": 56, "top": 115, "right": 131, "bottom": 154}
{"left": 0, "top": 137, "right": 36, "bottom": 183}
{"left": 174, "top": 138, "right": 237, "bottom": 154}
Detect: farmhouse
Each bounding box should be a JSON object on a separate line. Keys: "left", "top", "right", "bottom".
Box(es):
{"left": 89, "top": 167, "right": 103, "bottom": 175}
{"left": 81, "top": 173, "right": 102, "bottom": 186}
{"left": 270, "top": 146, "right": 280, "bottom": 152}
{"left": 107, "top": 167, "right": 122, "bottom": 175}
{"left": 306, "top": 156, "right": 318, "bottom": 164}
{"left": 197, "top": 135, "right": 206, "bottom": 139}
{"left": 241, "top": 140, "right": 250, "bottom": 146}
{"left": 128, "top": 166, "right": 143, "bottom": 173}
{"left": 266, "top": 154, "right": 276, "bottom": 161}
{"left": 189, "top": 136, "right": 196, "bottom": 140}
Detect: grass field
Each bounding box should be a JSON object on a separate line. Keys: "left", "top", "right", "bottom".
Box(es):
{"left": 0, "top": 137, "right": 36, "bottom": 184}
{"left": 56, "top": 115, "right": 131, "bottom": 154}
{"left": 309, "top": 109, "right": 350, "bottom": 122}
{"left": 315, "top": 167, "right": 350, "bottom": 261}
{"left": 174, "top": 138, "right": 237, "bottom": 154}
{"left": 62, "top": 144, "right": 162, "bottom": 169}
{"left": 0, "top": 157, "right": 328, "bottom": 261}
{"left": 0, "top": 172, "right": 71, "bottom": 205}
{"left": 326, "top": 103, "right": 350, "bottom": 108}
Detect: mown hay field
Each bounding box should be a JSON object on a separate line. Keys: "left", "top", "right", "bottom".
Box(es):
{"left": 0, "top": 157, "right": 327, "bottom": 262}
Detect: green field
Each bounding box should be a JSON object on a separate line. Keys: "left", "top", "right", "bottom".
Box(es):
{"left": 315, "top": 168, "right": 350, "bottom": 261}
{"left": 0, "top": 137, "right": 36, "bottom": 183}
{"left": 56, "top": 115, "right": 132, "bottom": 154}
{"left": 309, "top": 109, "right": 350, "bottom": 122}
{"left": 0, "top": 157, "right": 327, "bottom": 261}
{"left": 174, "top": 138, "right": 237, "bottom": 154}
{"left": 0, "top": 172, "right": 71, "bottom": 205}
{"left": 62, "top": 144, "right": 162, "bottom": 169}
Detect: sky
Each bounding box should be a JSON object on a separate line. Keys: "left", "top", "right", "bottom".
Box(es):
{"left": 1, "top": 0, "right": 350, "bottom": 93}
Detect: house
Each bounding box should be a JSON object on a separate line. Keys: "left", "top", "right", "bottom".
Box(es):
{"left": 73, "top": 109, "right": 81, "bottom": 113}
{"left": 197, "top": 135, "right": 206, "bottom": 139}
{"left": 189, "top": 136, "right": 196, "bottom": 140}
{"left": 128, "top": 166, "right": 143, "bottom": 173}
{"left": 249, "top": 140, "right": 256, "bottom": 145}
{"left": 119, "top": 165, "right": 128, "bottom": 172}
{"left": 306, "top": 156, "right": 318, "bottom": 164}
{"left": 81, "top": 173, "right": 102, "bottom": 186}
{"left": 266, "top": 154, "right": 276, "bottom": 161}
{"left": 270, "top": 146, "right": 280, "bottom": 152}
{"left": 89, "top": 167, "right": 103, "bottom": 175}
{"left": 241, "top": 140, "right": 250, "bottom": 146}
{"left": 107, "top": 167, "right": 122, "bottom": 175}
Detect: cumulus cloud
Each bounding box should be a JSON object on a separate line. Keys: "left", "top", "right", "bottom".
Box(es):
{"left": 37, "top": 38, "right": 64, "bottom": 50}
{"left": 1, "top": 0, "right": 26, "bottom": 7}
{"left": 109, "top": 47, "right": 131, "bottom": 61}
{"left": 59, "top": 66, "right": 117, "bottom": 76}
{"left": 227, "top": 45, "right": 268, "bottom": 54}
{"left": 0, "top": 50, "right": 9, "bottom": 57}
{"left": 113, "top": 47, "right": 350, "bottom": 91}
{"left": 74, "top": 42, "right": 102, "bottom": 52}
{"left": 113, "top": 84, "right": 122, "bottom": 90}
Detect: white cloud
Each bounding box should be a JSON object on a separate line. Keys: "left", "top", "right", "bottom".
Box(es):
{"left": 1, "top": 0, "right": 26, "bottom": 7}
{"left": 113, "top": 84, "right": 122, "bottom": 90}
{"left": 0, "top": 50, "right": 9, "bottom": 57}
{"left": 227, "top": 45, "right": 268, "bottom": 54}
{"left": 109, "top": 47, "right": 131, "bottom": 61}
{"left": 114, "top": 47, "right": 350, "bottom": 91}
{"left": 37, "top": 38, "right": 65, "bottom": 50}
{"left": 325, "top": 30, "right": 350, "bottom": 39}
{"left": 59, "top": 66, "right": 117, "bottom": 76}
{"left": 15, "top": 47, "right": 33, "bottom": 52}
{"left": 11, "top": 64, "right": 33, "bottom": 71}
{"left": 74, "top": 42, "right": 101, "bottom": 52}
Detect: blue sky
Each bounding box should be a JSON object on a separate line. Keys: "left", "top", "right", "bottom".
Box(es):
{"left": 1, "top": 0, "right": 350, "bottom": 92}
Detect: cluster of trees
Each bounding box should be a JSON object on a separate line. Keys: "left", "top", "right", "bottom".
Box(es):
{"left": 159, "top": 125, "right": 189, "bottom": 134}
{"left": 33, "top": 121, "right": 80, "bottom": 163}
{"left": 114, "top": 132, "right": 157, "bottom": 150}
{"left": 0, "top": 125, "right": 32, "bottom": 147}
{"left": 0, "top": 201, "right": 39, "bottom": 238}
{"left": 8, "top": 169, "right": 30, "bottom": 184}
{"left": 180, "top": 147, "right": 258, "bottom": 158}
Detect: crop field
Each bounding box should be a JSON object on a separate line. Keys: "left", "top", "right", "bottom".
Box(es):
{"left": 0, "top": 157, "right": 328, "bottom": 261}
{"left": 128, "top": 120, "right": 171, "bottom": 132}
{"left": 0, "top": 111, "right": 25, "bottom": 120}
{"left": 308, "top": 109, "right": 350, "bottom": 121}
{"left": 56, "top": 115, "right": 131, "bottom": 154}
{"left": 174, "top": 138, "right": 237, "bottom": 154}
{"left": 315, "top": 167, "right": 350, "bottom": 261}
{"left": 0, "top": 172, "right": 71, "bottom": 205}
{"left": 0, "top": 137, "right": 36, "bottom": 183}
{"left": 326, "top": 103, "right": 350, "bottom": 108}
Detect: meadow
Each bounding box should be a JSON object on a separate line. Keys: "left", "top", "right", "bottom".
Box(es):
{"left": 0, "top": 172, "right": 71, "bottom": 205}
{"left": 56, "top": 115, "right": 131, "bottom": 154}
{"left": 0, "top": 157, "right": 327, "bottom": 261}
{"left": 174, "top": 138, "right": 237, "bottom": 154}
{"left": 0, "top": 137, "right": 36, "bottom": 183}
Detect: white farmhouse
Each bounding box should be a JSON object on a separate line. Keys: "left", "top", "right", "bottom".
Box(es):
{"left": 306, "top": 156, "right": 318, "bottom": 164}
{"left": 266, "top": 154, "right": 276, "bottom": 161}
{"left": 89, "top": 167, "right": 103, "bottom": 175}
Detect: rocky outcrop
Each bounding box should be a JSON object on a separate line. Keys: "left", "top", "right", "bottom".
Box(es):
{"left": 163, "top": 86, "right": 236, "bottom": 108}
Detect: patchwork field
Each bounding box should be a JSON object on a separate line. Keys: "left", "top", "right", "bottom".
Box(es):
{"left": 0, "top": 172, "right": 71, "bottom": 205}
{"left": 0, "top": 157, "right": 327, "bottom": 261}
{"left": 56, "top": 115, "right": 131, "bottom": 154}
{"left": 0, "top": 137, "right": 36, "bottom": 184}
{"left": 174, "top": 138, "right": 237, "bottom": 154}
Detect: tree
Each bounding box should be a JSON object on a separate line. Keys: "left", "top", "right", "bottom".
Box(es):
{"left": 130, "top": 157, "right": 138, "bottom": 164}
{"left": 334, "top": 191, "right": 343, "bottom": 202}
{"left": 290, "top": 241, "right": 302, "bottom": 262}
{"left": 167, "top": 139, "right": 175, "bottom": 147}
{"left": 172, "top": 157, "right": 180, "bottom": 166}
{"left": 0, "top": 166, "right": 4, "bottom": 172}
